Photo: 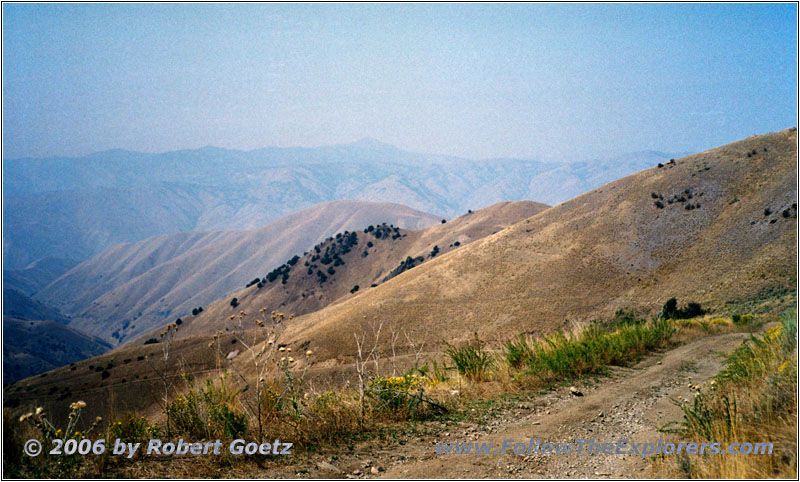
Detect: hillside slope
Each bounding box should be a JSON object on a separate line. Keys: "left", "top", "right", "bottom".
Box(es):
{"left": 35, "top": 201, "right": 441, "bottom": 344}
{"left": 3, "top": 288, "right": 69, "bottom": 324}
{"left": 2, "top": 289, "right": 111, "bottom": 382}
{"left": 3, "top": 257, "right": 78, "bottom": 296}
{"left": 3, "top": 319, "right": 113, "bottom": 383}
{"left": 134, "top": 200, "right": 549, "bottom": 343}
{"left": 269, "top": 128, "right": 797, "bottom": 365}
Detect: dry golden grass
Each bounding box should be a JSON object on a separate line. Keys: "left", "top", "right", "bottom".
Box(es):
{"left": 654, "top": 313, "right": 797, "bottom": 479}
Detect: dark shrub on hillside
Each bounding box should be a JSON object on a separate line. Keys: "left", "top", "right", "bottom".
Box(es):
{"left": 144, "top": 338, "right": 158, "bottom": 345}
{"left": 350, "top": 285, "right": 359, "bottom": 294}
{"left": 230, "top": 298, "right": 239, "bottom": 308}
{"left": 654, "top": 201, "right": 664, "bottom": 209}
{"left": 175, "top": 318, "right": 182, "bottom": 326}
{"left": 764, "top": 208, "right": 772, "bottom": 216}
{"left": 660, "top": 297, "right": 705, "bottom": 319}
{"left": 101, "top": 370, "right": 111, "bottom": 380}
{"left": 441, "top": 219, "right": 447, "bottom": 224}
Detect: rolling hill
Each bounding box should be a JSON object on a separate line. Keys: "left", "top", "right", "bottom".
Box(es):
{"left": 131, "top": 200, "right": 549, "bottom": 343}
{"left": 270, "top": 129, "right": 796, "bottom": 367}
{"left": 34, "top": 200, "right": 441, "bottom": 344}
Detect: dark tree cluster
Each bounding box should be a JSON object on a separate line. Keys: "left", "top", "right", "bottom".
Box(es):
{"left": 429, "top": 245, "right": 440, "bottom": 258}
{"left": 383, "top": 255, "right": 425, "bottom": 282}
{"left": 763, "top": 202, "right": 797, "bottom": 222}
{"left": 654, "top": 188, "right": 702, "bottom": 210}
{"left": 191, "top": 306, "right": 204, "bottom": 316}
{"left": 366, "top": 223, "right": 402, "bottom": 240}
{"left": 658, "top": 158, "right": 676, "bottom": 168}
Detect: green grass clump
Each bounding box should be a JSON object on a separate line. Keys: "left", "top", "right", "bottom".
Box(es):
{"left": 514, "top": 317, "right": 675, "bottom": 383}
{"left": 165, "top": 374, "right": 248, "bottom": 440}
{"left": 445, "top": 334, "right": 495, "bottom": 381}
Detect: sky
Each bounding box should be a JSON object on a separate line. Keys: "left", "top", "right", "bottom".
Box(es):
{"left": 2, "top": 3, "right": 797, "bottom": 161}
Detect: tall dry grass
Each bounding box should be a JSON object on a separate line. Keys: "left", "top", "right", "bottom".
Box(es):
{"left": 656, "top": 312, "right": 797, "bottom": 478}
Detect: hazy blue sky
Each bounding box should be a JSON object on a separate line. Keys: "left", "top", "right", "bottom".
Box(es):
{"left": 3, "top": 3, "right": 797, "bottom": 160}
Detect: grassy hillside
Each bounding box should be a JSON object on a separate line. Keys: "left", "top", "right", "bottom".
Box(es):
{"left": 132, "top": 200, "right": 548, "bottom": 342}
{"left": 3, "top": 319, "right": 112, "bottom": 383}
{"left": 35, "top": 201, "right": 441, "bottom": 344}
{"left": 3, "top": 289, "right": 69, "bottom": 325}
{"left": 2, "top": 289, "right": 113, "bottom": 381}
{"left": 270, "top": 128, "right": 796, "bottom": 366}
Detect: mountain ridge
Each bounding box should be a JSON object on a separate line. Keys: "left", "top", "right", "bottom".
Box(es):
{"left": 4, "top": 141, "right": 681, "bottom": 268}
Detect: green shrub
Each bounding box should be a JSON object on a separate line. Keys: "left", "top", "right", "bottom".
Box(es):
{"left": 368, "top": 374, "right": 426, "bottom": 415}
{"left": 732, "top": 313, "right": 754, "bottom": 326}
{"left": 504, "top": 335, "right": 535, "bottom": 369}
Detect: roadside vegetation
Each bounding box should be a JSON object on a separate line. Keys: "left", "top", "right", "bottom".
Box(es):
{"left": 655, "top": 311, "right": 797, "bottom": 478}
{"left": 3, "top": 298, "right": 792, "bottom": 478}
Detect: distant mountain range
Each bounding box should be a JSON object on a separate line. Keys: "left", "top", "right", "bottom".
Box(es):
{"left": 3, "top": 140, "right": 682, "bottom": 268}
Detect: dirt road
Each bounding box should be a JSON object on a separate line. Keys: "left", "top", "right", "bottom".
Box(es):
{"left": 298, "top": 331, "right": 751, "bottom": 479}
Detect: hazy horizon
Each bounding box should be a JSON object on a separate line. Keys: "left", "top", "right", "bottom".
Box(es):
{"left": 3, "top": 3, "right": 797, "bottom": 161}
{"left": 2, "top": 133, "right": 697, "bottom": 163}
